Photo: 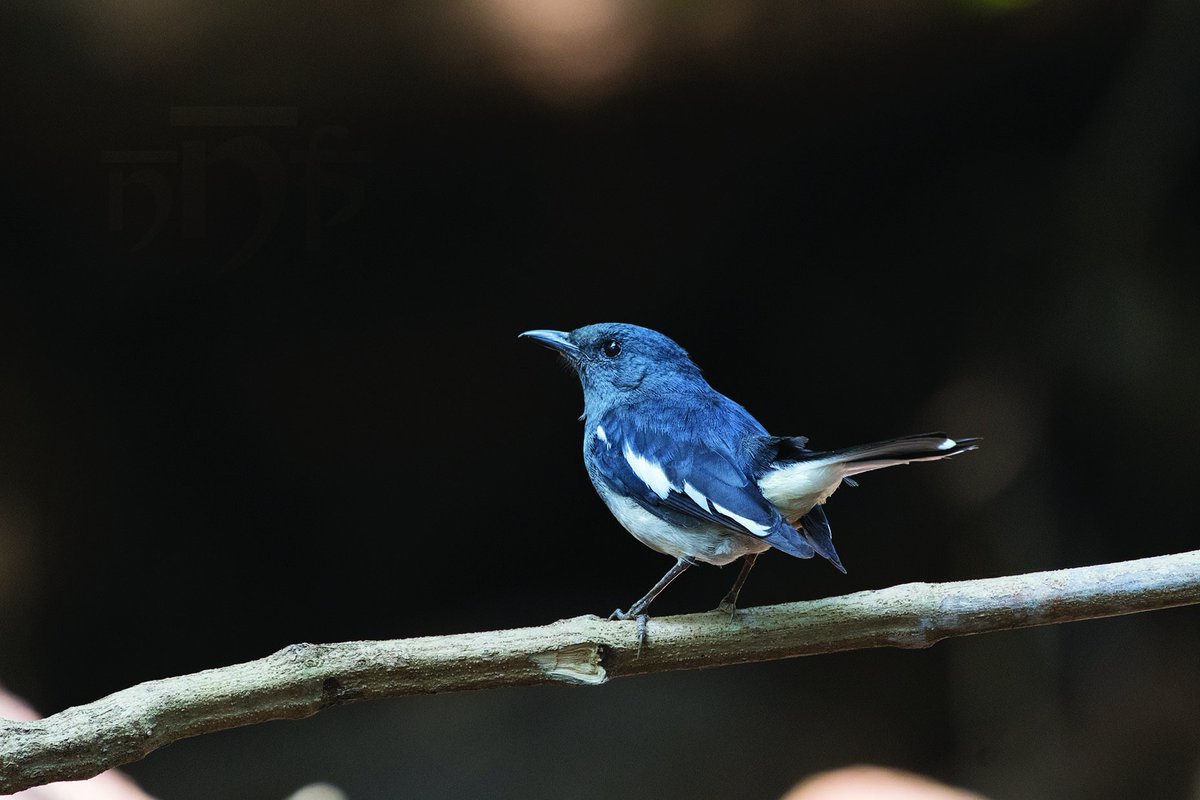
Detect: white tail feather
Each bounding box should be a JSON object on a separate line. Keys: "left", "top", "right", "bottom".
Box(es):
{"left": 757, "top": 434, "right": 979, "bottom": 521}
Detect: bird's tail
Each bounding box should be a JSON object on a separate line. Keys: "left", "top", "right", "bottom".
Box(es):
{"left": 756, "top": 432, "right": 980, "bottom": 535}
{"left": 806, "top": 432, "right": 981, "bottom": 476}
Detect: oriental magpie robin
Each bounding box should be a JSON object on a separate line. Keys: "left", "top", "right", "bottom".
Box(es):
{"left": 521, "top": 323, "right": 977, "bottom": 637}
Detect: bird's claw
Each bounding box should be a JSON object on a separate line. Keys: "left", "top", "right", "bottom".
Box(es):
{"left": 607, "top": 609, "right": 650, "bottom": 656}
{"left": 717, "top": 600, "right": 738, "bottom": 622}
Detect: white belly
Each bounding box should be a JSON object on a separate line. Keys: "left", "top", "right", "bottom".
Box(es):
{"left": 594, "top": 483, "right": 767, "bottom": 566}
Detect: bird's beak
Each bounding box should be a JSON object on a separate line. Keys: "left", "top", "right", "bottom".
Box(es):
{"left": 519, "top": 329, "right": 581, "bottom": 359}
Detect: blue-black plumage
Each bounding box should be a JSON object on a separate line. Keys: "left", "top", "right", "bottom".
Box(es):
{"left": 520, "top": 323, "right": 978, "bottom": 631}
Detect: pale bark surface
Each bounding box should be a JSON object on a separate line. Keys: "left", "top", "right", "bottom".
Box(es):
{"left": 2, "top": 550, "right": 1198, "bottom": 794}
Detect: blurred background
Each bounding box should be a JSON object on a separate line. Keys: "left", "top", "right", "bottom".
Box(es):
{"left": 2, "top": 0, "right": 1199, "bottom": 797}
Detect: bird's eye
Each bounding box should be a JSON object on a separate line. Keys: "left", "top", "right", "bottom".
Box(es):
{"left": 602, "top": 339, "right": 622, "bottom": 358}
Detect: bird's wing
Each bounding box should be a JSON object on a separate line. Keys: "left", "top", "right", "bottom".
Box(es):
{"left": 589, "top": 415, "right": 789, "bottom": 541}
{"left": 797, "top": 503, "right": 845, "bottom": 573}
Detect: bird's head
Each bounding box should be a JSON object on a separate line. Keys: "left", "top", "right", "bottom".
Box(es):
{"left": 520, "top": 323, "right": 702, "bottom": 410}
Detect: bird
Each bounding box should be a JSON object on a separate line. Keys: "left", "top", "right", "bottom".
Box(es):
{"left": 520, "top": 323, "right": 978, "bottom": 639}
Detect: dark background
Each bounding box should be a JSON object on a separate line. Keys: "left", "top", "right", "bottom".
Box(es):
{"left": 2, "top": 0, "right": 1199, "bottom": 798}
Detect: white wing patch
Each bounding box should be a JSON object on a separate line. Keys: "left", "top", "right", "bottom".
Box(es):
{"left": 623, "top": 445, "right": 772, "bottom": 538}
{"left": 596, "top": 425, "right": 610, "bottom": 447}
{"left": 937, "top": 438, "right": 956, "bottom": 450}
{"left": 593, "top": 481, "right": 766, "bottom": 566}
{"left": 685, "top": 481, "right": 765, "bottom": 535}
{"left": 709, "top": 500, "right": 773, "bottom": 537}
{"left": 682, "top": 481, "right": 708, "bottom": 510}
{"left": 623, "top": 442, "right": 673, "bottom": 499}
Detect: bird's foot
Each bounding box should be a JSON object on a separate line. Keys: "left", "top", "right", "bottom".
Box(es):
{"left": 716, "top": 600, "right": 739, "bottom": 622}
{"left": 608, "top": 609, "right": 650, "bottom": 656}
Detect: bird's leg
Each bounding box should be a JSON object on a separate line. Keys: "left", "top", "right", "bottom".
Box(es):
{"left": 717, "top": 553, "right": 759, "bottom": 620}
{"left": 609, "top": 556, "right": 694, "bottom": 619}
{"left": 609, "top": 556, "right": 694, "bottom": 651}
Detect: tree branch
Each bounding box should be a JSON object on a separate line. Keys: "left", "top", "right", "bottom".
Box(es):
{"left": 3, "top": 549, "right": 1199, "bottom": 793}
